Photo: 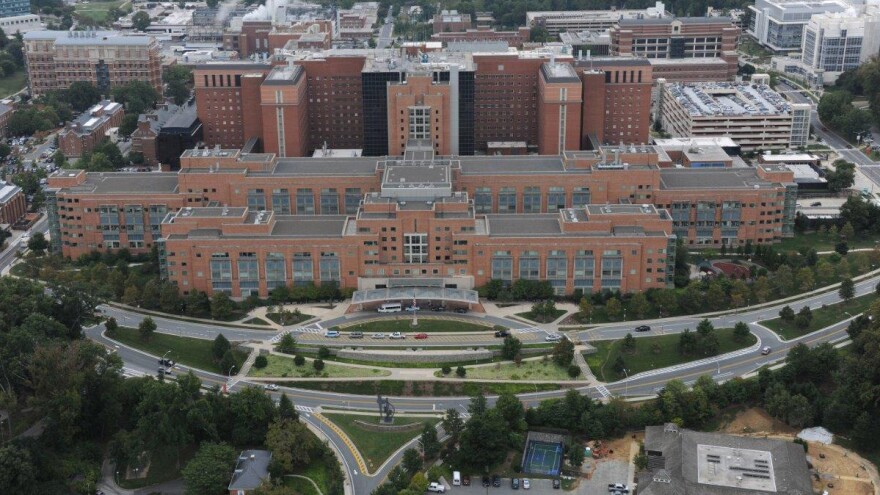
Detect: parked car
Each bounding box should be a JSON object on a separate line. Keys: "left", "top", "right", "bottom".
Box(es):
{"left": 492, "top": 475, "right": 501, "bottom": 487}
{"left": 454, "top": 307, "right": 467, "bottom": 314}
{"left": 349, "top": 331, "right": 364, "bottom": 339}
{"left": 552, "top": 479, "right": 561, "bottom": 489}
{"left": 522, "top": 479, "right": 530, "bottom": 490}
{"left": 462, "top": 475, "right": 471, "bottom": 486}
{"left": 406, "top": 305, "right": 420, "bottom": 312}
{"left": 431, "top": 305, "right": 445, "bottom": 312}
{"left": 494, "top": 329, "right": 510, "bottom": 338}
{"left": 264, "top": 384, "right": 279, "bottom": 391}
{"left": 545, "top": 333, "right": 563, "bottom": 342}
{"left": 761, "top": 346, "right": 772, "bottom": 355}
{"left": 511, "top": 478, "right": 520, "bottom": 490}
{"left": 634, "top": 325, "right": 651, "bottom": 332}
{"left": 372, "top": 333, "right": 386, "bottom": 339}
{"left": 414, "top": 333, "right": 428, "bottom": 339}
{"left": 389, "top": 332, "right": 405, "bottom": 339}
{"left": 427, "top": 482, "right": 445, "bottom": 493}
{"left": 482, "top": 476, "right": 491, "bottom": 487}
{"left": 324, "top": 330, "right": 341, "bottom": 338}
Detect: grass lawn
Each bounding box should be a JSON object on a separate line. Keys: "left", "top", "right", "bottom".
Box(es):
{"left": 444, "top": 358, "right": 576, "bottom": 381}
{"left": 118, "top": 445, "right": 195, "bottom": 490}
{"left": 108, "top": 327, "right": 247, "bottom": 374}
{"left": 334, "top": 317, "right": 495, "bottom": 333}
{"left": 271, "top": 380, "right": 561, "bottom": 396}
{"left": 266, "top": 311, "right": 313, "bottom": 326}
{"left": 516, "top": 308, "right": 567, "bottom": 323}
{"left": 0, "top": 70, "right": 26, "bottom": 99}
{"left": 327, "top": 355, "right": 500, "bottom": 368}
{"left": 74, "top": 0, "right": 127, "bottom": 22}
{"left": 586, "top": 328, "right": 756, "bottom": 382}
{"left": 248, "top": 354, "right": 391, "bottom": 378}
{"left": 760, "top": 294, "right": 877, "bottom": 340}
{"left": 242, "top": 317, "right": 271, "bottom": 326}
{"left": 322, "top": 413, "right": 438, "bottom": 472}
{"left": 776, "top": 230, "right": 880, "bottom": 253}
{"left": 283, "top": 476, "right": 321, "bottom": 495}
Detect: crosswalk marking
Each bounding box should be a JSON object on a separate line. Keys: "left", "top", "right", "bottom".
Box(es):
{"left": 295, "top": 405, "right": 314, "bottom": 413}
{"left": 513, "top": 326, "right": 543, "bottom": 334}
{"left": 596, "top": 385, "right": 611, "bottom": 399}
{"left": 269, "top": 323, "right": 324, "bottom": 344}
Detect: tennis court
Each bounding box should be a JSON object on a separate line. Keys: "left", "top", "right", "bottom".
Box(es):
{"left": 522, "top": 439, "right": 563, "bottom": 476}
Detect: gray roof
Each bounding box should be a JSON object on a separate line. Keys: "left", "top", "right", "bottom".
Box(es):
{"left": 139, "top": 102, "right": 198, "bottom": 134}
{"left": 487, "top": 214, "right": 562, "bottom": 236}
{"left": 573, "top": 57, "right": 651, "bottom": 68}
{"left": 272, "top": 158, "right": 377, "bottom": 176}
{"left": 541, "top": 62, "right": 580, "bottom": 83}
{"left": 638, "top": 425, "right": 812, "bottom": 495}
{"left": 24, "top": 30, "right": 154, "bottom": 46}
{"left": 53, "top": 171, "right": 180, "bottom": 195}
{"left": 228, "top": 450, "right": 272, "bottom": 491}
{"left": 271, "top": 216, "right": 347, "bottom": 237}
{"left": 618, "top": 16, "right": 732, "bottom": 26}
{"left": 458, "top": 156, "right": 572, "bottom": 174}
{"left": 659, "top": 168, "right": 777, "bottom": 190}
{"left": 0, "top": 181, "right": 21, "bottom": 204}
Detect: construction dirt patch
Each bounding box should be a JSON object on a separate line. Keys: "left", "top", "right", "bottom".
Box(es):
{"left": 722, "top": 408, "right": 878, "bottom": 495}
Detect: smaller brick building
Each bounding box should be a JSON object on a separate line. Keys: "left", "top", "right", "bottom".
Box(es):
{"left": 0, "top": 102, "right": 14, "bottom": 138}
{"left": 58, "top": 101, "right": 125, "bottom": 158}
{"left": 130, "top": 101, "right": 202, "bottom": 170}
{"left": 0, "top": 181, "right": 26, "bottom": 227}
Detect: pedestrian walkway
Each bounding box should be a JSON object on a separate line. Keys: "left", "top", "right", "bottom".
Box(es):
{"left": 235, "top": 347, "right": 261, "bottom": 378}
{"left": 572, "top": 346, "right": 596, "bottom": 384}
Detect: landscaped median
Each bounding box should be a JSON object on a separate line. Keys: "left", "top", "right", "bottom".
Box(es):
{"left": 760, "top": 294, "right": 877, "bottom": 340}
{"left": 107, "top": 327, "right": 248, "bottom": 374}
{"left": 433, "top": 357, "right": 580, "bottom": 381}
{"left": 586, "top": 328, "right": 757, "bottom": 382}
{"left": 320, "top": 413, "right": 439, "bottom": 473}
{"left": 267, "top": 380, "right": 562, "bottom": 396}
{"left": 248, "top": 354, "right": 391, "bottom": 378}
{"left": 332, "top": 316, "right": 498, "bottom": 333}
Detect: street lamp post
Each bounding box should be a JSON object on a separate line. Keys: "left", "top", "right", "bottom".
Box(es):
{"left": 228, "top": 364, "right": 236, "bottom": 377}
{"left": 623, "top": 368, "right": 629, "bottom": 396}
{"left": 162, "top": 350, "right": 171, "bottom": 365}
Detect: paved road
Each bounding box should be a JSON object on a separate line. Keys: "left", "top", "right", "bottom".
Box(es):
{"left": 376, "top": 11, "right": 394, "bottom": 49}
{"left": 88, "top": 272, "right": 880, "bottom": 494}
{"left": 0, "top": 216, "right": 48, "bottom": 273}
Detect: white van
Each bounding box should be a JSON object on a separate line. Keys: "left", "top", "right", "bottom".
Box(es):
{"left": 377, "top": 302, "right": 402, "bottom": 313}
{"left": 452, "top": 472, "right": 461, "bottom": 486}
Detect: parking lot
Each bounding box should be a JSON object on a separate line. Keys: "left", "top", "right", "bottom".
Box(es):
{"left": 449, "top": 477, "right": 560, "bottom": 495}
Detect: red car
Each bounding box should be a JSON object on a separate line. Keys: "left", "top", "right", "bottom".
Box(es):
{"left": 414, "top": 333, "right": 429, "bottom": 339}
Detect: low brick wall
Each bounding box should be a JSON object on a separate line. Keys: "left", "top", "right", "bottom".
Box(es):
{"left": 353, "top": 419, "right": 425, "bottom": 433}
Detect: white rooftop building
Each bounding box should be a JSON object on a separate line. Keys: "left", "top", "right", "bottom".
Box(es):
{"left": 748, "top": 0, "right": 852, "bottom": 52}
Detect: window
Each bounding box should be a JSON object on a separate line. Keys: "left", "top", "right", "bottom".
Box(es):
{"left": 498, "top": 187, "right": 516, "bottom": 213}
{"left": 272, "top": 189, "right": 290, "bottom": 214}
{"left": 292, "top": 253, "right": 313, "bottom": 286}
{"left": 408, "top": 106, "right": 430, "bottom": 139}
{"left": 210, "top": 255, "right": 232, "bottom": 293}
{"left": 404, "top": 233, "right": 428, "bottom": 263}
{"left": 573, "top": 187, "right": 590, "bottom": 207}
{"left": 491, "top": 252, "right": 513, "bottom": 281}
{"left": 265, "top": 253, "right": 286, "bottom": 289}
{"left": 344, "top": 188, "right": 362, "bottom": 214}
{"left": 296, "top": 188, "right": 314, "bottom": 215}
{"left": 474, "top": 187, "right": 492, "bottom": 213}
{"left": 574, "top": 250, "right": 594, "bottom": 291}
{"left": 600, "top": 256, "right": 623, "bottom": 290}
{"left": 148, "top": 204, "right": 167, "bottom": 235}
{"left": 548, "top": 187, "right": 566, "bottom": 212}
{"left": 519, "top": 251, "right": 540, "bottom": 280}
{"left": 237, "top": 258, "right": 259, "bottom": 296}
{"left": 547, "top": 251, "right": 567, "bottom": 295}
{"left": 319, "top": 252, "right": 340, "bottom": 282}
{"left": 247, "top": 189, "right": 266, "bottom": 211}
{"left": 320, "top": 188, "right": 339, "bottom": 214}
{"left": 523, "top": 187, "right": 541, "bottom": 213}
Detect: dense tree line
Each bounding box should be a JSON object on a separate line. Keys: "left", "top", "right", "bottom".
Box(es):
{"left": 834, "top": 56, "right": 880, "bottom": 129}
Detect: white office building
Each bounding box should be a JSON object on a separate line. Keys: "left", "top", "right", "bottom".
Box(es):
{"left": 748, "top": 0, "right": 851, "bottom": 52}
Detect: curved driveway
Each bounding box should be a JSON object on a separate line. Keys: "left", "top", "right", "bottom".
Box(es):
{"left": 88, "top": 273, "right": 880, "bottom": 494}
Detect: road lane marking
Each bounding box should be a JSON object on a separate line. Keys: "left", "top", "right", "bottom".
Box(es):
{"left": 313, "top": 412, "right": 369, "bottom": 475}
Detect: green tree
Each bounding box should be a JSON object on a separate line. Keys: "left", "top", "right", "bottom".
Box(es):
{"left": 501, "top": 335, "right": 522, "bottom": 360}
{"left": 622, "top": 333, "right": 636, "bottom": 353}
{"left": 278, "top": 393, "right": 298, "bottom": 420}
{"left": 26, "top": 232, "right": 48, "bottom": 256}
{"left": 212, "top": 333, "right": 231, "bottom": 361}
{"left": 104, "top": 316, "right": 118, "bottom": 334}
{"left": 132, "top": 10, "right": 152, "bottom": 31}
{"left": 313, "top": 358, "right": 325, "bottom": 371}
{"left": 696, "top": 319, "right": 714, "bottom": 338}
{"left": 401, "top": 448, "right": 422, "bottom": 475}
{"left": 112, "top": 80, "right": 160, "bottom": 115}
{"left": 230, "top": 386, "right": 277, "bottom": 445}
{"left": 138, "top": 316, "right": 156, "bottom": 340}
{"left": 181, "top": 443, "right": 238, "bottom": 495}
{"left": 494, "top": 392, "right": 525, "bottom": 432}
{"left": 419, "top": 422, "right": 441, "bottom": 459}
{"left": 578, "top": 297, "right": 592, "bottom": 322}
{"left": 605, "top": 296, "right": 623, "bottom": 320}
{"left": 455, "top": 366, "right": 466, "bottom": 377}
{"left": 678, "top": 328, "right": 696, "bottom": 355}
{"left": 164, "top": 65, "right": 193, "bottom": 105}
{"left": 266, "top": 418, "right": 318, "bottom": 472}
{"left": 458, "top": 409, "right": 508, "bottom": 468}
{"left": 795, "top": 267, "right": 815, "bottom": 291}
{"left": 119, "top": 114, "right": 139, "bottom": 137}
{"left": 839, "top": 277, "right": 855, "bottom": 301}
{"left": 210, "top": 292, "right": 235, "bottom": 320}
{"left": 442, "top": 408, "right": 464, "bottom": 441}
{"left": 0, "top": 444, "right": 37, "bottom": 492}
{"left": 779, "top": 305, "right": 795, "bottom": 322}
{"left": 276, "top": 333, "right": 296, "bottom": 354}
{"left": 733, "top": 321, "right": 750, "bottom": 342}
{"left": 220, "top": 350, "right": 237, "bottom": 376}
{"left": 567, "top": 444, "right": 585, "bottom": 468}
{"left": 628, "top": 292, "right": 650, "bottom": 319}
{"left": 254, "top": 355, "right": 268, "bottom": 369}
{"left": 787, "top": 394, "right": 813, "bottom": 428}
{"left": 552, "top": 337, "right": 575, "bottom": 366}
{"left": 826, "top": 160, "right": 856, "bottom": 192}
{"left": 795, "top": 306, "right": 813, "bottom": 329}
{"left": 63, "top": 81, "right": 102, "bottom": 112}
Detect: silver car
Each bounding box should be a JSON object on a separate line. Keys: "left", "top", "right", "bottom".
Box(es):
{"left": 371, "top": 333, "right": 386, "bottom": 339}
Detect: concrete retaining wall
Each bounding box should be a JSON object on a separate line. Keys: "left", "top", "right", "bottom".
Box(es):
{"left": 353, "top": 419, "right": 425, "bottom": 433}
{"left": 336, "top": 349, "right": 495, "bottom": 363}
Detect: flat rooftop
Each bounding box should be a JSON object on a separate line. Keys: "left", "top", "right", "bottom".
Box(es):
{"left": 664, "top": 82, "right": 794, "bottom": 117}
{"left": 586, "top": 204, "right": 659, "bottom": 215}
{"left": 271, "top": 158, "right": 377, "bottom": 176}
{"left": 660, "top": 168, "right": 776, "bottom": 189}
{"left": 383, "top": 164, "right": 451, "bottom": 188}
{"left": 54, "top": 172, "right": 180, "bottom": 195}
{"left": 541, "top": 61, "right": 580, "bottom": 82}
{"left": 175, "top": 206, "right": 247, "bottom": 218}
{"left": 459, "top": 156, "right": 575, "bottom": 174}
